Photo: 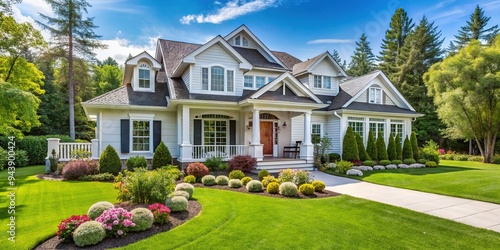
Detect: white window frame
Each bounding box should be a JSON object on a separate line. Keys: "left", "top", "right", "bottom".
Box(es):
{"left": 243, "top": 75, "right": 275, "bottom": 89}
{"left": 244, "top": 75, "right": 254, "bottom": 88}
{"left": 323, "top": 76, "right": 332, "bottom": 89}
{"left": 135, "top": 62, "right": 154, "bottom": 92}
{"left": 234, "top": 35, "right": 248, "bottom": 47}
{"left": 369, "top": 118, "right": 386, "bottom": 140}
{"left": 202, "top": 119, "right": 229, "bottom": 146}
{"left": 201, "top": 65, "right": 235, "bottom": 93}
{"left": 128, "top": 113, "right": 155, "bottom": 153}
{"left": 314, "top": 75, "right": 322, "bottom": 88}
{"left": 390, "top": 120, "right": 405, "bottom": 143}
{"left": 311, "top": 123, "right": 323, "bottom": 137}
{"left": 348, "top": 117, "right": 365, "bottom": 142}
{"left": 369, "top": 87, "right": 382, "bottom": 104}
{"left": 255, "top": 76, "right": 266, "bottom": 88}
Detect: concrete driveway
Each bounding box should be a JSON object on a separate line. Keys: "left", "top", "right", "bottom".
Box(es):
{"left": 311, "top": 171, "right": 500, "bottom": 233}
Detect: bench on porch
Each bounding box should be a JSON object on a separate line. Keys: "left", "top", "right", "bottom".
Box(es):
{"left": 283, "top": 141, "right": 302, "bottom": 159}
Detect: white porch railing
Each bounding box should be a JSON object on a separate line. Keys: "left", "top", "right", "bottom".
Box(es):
{"left": 191, "top": 145, "right": 248, "bottom": 160}
{"left": 46, "top": 138, "right": 99, "bottom": 161}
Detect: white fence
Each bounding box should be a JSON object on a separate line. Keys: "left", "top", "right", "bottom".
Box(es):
{"left": 190, "top": 145, "right": 248, "bottom": 160}
{"left": 47, "top": 138, "right": 99, "bottom": 161}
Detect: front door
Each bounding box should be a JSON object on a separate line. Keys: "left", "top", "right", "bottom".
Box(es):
{"left": 260, "top": 121, "right": 273, "bottom": 155}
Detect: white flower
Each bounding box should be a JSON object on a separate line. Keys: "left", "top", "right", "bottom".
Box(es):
{"left": 373, "top": 165, "right": 385, "bottom": 170}
{"left": 398, "top": 164, "right": 409, "bottom": 169}
{"left": 409, "top": 163, "right": 425, "bottom": 168}
{"left": 346, "top": 169, "right": 363, "bottom": 176}
{"left": 386, "top": 164, "right": 397, "bottom": 169}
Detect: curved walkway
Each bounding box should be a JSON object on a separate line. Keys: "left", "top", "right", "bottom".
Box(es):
{"left": 311, "top": 171, "right": 500, "bottom": 233}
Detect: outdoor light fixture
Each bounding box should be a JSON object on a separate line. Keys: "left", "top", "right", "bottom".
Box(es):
{"left": 282, "top": 121, "right": 287, "bottom": 129}
{"left": 247, "top": 122, "right": 252, "bottom": 130}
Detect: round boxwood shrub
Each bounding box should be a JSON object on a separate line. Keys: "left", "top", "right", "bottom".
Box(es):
{"left": 88, "top": 201, "right": 114, "bottom": 220}
{"left": 299, "top": 183, "right": 315, "bottom": 195}
{"left": 246, "top": 180, "right": 263, "bottom": 192}
{"left": 175, "top": 183, "right": 194, "bottom": 199}
{"left": 183, "top": 175, "right": 196, "bottom": 184}
{"left": 362, "top": 160, "right": 375, "bottom": 167}
{"left": 186, "top": 162, "right": 209, "bottom": 178}
{"left": 152, "top": 142, "right": 172, "bottom": 169}
{"left": 130, "top": 208, "right": 154, "bottom": 231}
{"left": 241, "top": 176, "right": 253, "bottom": 186}
{"left": 168, "top": 190, "right": 190, "bottom": 200}
{"left": 261, "top": 175, "right": 279, "bottom": 187}
{"left": 125, "top": 156, "right": 147, "bottom": 171}
{"left": 403, "top": 158, "right": 416, "bottom": 165}
{"left": 258, "top": 169, "right": 269, "bottom": 180}
{"left": 391, "top": 160, "right": 402, "bottom": 165}
{"left": 379, "top": 160, "right": 392, "bottom": 166}
{"left": 73, "top": 221, "right": 106, "bottom": 247}
{"left": 228, "top": 179, "right": 242, "bottom": 188}
{"left": 215, "top": 175, "right": 229, "bottom": 185}
{"left": 266, "top": 182, "right": 280, "bottom": 194}
{"left": 425, "top": 161, "right": 437, "bottom": 168}
{"left": 99, "top": 145, "right": 122, "bottom": 175}
{"left": 311, "top": 180, "right": 326, "bottom": 192}
{"left": 165, "top": 196, "right": 188, "bottom": 212}
{"left": 418, "top": 159, "right": 427, "bottom": 164}
{"left": 279, "top": 182, "right": 298, "bottom": 197}
{"left": 201, "top": 175, "right": 216, "bottom": 186}
{"left": 228, "top": 170, "right": 245, "bottom": 180}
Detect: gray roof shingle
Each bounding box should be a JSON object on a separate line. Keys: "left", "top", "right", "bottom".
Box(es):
{"left": 292, "top": 52, "right": 327, "bottom": 75}
{"left": 84, "top": 81, "right": 169, "bottom": 107}
{"left": 272, "top": 51, "right": 302, "bottom": 70}
{"left": 233, "top": 47, "right": 285, "bottom": 70}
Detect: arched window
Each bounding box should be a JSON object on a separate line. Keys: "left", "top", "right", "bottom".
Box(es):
{"left": 138, "top": 62, "right": 151, "bottom": 89}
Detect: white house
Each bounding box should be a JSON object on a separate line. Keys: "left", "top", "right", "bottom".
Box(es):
{"left": 82, "top": 25, "right": 421, "bottom": 171}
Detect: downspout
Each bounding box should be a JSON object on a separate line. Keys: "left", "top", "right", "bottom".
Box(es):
{"left": 334, "top": 111, "right": 342, "bottom": 119}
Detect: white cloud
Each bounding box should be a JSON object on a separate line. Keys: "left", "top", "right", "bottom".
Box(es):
{"left": 94, "top": 36, "right": 158, "bottom": 65}
{"left": 307, "top": 39, "right": 355, "bottom": 45}
{"left": 180, "top": 0, "right": 278, "bottom": 24}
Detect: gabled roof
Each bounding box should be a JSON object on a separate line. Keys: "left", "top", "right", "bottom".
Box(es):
{"left": 158, "top": 39, "right": 201, "bottom": 77}
{"left": 272, "top": 51, "right": 302, "bottom": 70}
{"left": 123, "top": 51, "right": 162, "bottom": 86}
{"left": 233, "top": 46, "right": 285, "bottom": 70}
{"left": 292, "top": 51, "right": 347, "bottom": 77}
{"left": 224, "top": 25, "right": 287, "bottom": 69}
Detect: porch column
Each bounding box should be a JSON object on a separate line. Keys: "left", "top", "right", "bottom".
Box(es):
{"left": 249, "top": 109, "right": 263, "bottom": 161}
{"left": 300, "top": 111, "right": 314, "bottom": 162}
{"left": 179, "top": 105, "right": 192, "bottom": 161}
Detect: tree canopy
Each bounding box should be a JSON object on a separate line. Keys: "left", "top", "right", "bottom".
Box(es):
{"left": 347, "top": 33, "right": 375, "bottom": 76}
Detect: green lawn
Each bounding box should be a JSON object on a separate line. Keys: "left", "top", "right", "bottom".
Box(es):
{"left": 1, "top": 165, "right": 500, "bottom": 250}
{"left": 325, "top": 160, "right": 500, "bottom": 204}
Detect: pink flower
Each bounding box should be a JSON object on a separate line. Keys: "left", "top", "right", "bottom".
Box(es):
{"left": 117, "top": 230, "right": 123, "bottom": 236}
{"left": 113, "top": 220, "right": 119, "bottom": 225}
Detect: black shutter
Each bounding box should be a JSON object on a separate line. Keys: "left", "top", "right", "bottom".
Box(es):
{"left": 229, "top": 120, "right": 236, "bottom": 145}
{"left": 194, "top": 119, "right": 202, "bottom": 145}
{"left": 120, "top": 119, "right": 130, "bottom": 153}
{"left": 153, "top": 120, "right": 161, "bottom": 150}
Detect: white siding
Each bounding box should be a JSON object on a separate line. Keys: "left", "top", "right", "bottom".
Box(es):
{"left": 182, "top": 67, "right": 191, "bottom": 91}
{"left": 385, "top": 93, "right": 395, "bottom": 105}
{"left": 298, "top": 75, "right": 309, "bottom": 87}
{"left": 309, "top": 59, "right": 341, "bottom": 96}
{"left": 354, "top": 89, "right": 367, "bottom": 103}
{"left": 191, "top": 44, "right": 244, "bottom": 96}
{"left": 243, "top": 69, "right": 280, "bottom": 89}
{"left": 99, "top": 109, "right": 178, "bottom": 159}
{"left": 326, "top": 115, "right": 341, "bottom": 154}
{"left": 291, "top": 115, "right": 304, "bottom": 143}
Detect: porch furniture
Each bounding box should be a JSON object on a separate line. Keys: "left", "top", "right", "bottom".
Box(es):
{"left": 283, "top": 141, "right": 302, "bottom": 159}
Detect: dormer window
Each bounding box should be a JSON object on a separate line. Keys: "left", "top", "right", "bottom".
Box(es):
{"left": 369, "top": 87, "right": 382, "bottom": 104}
{"left": 138, "top": 63, "right": 151, "bottom": 88}
{"left": 234, "top": 35, "right": 248, "bottom": 47}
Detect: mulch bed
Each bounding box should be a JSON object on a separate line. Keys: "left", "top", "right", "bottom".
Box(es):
{"left": 34, "top": 200, "right": 201, "bottom": 250}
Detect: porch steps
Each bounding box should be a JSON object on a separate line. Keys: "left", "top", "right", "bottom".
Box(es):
{"left": 252, "top": 159, "right": 314, "bottom": 174}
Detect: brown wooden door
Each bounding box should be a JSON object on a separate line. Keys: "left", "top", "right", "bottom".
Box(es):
{"left": 260, "top": 121, "right": 273, "bottom": 155}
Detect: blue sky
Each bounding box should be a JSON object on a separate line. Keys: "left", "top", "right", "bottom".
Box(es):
{"left": 12, "top": 0, "right": 500, "bottom": 64}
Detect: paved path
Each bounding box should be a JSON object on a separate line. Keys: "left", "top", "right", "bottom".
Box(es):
{"left": 311, "top": 171, "right": 500, "bottom": 233}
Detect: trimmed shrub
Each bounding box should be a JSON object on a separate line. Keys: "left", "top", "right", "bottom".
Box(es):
{"left": 366, "top": 129, "right": 377, "bottom": 161}
{"left": 299, "top": 183, "right": 315, "bottom": 195}
{"left": 228, "top": 155, "right": 257, "bottom": 172}
{"left": 403, "top": 158, "right": 416, "bottom": 165}
{"left": 386, "top": 164, "right": 398, "bottom": 169}
{"left": 278, "top": 169, "right": 295, "bottom": 183}
{"left": 201, "top": 175, "right": 216, "bottom": 186}
{"left": 379, "top": 160, "right": 391, "bottom": 166}
{"left": 356, "top": 133, "right": 369, "bottom": 161}
{"left": 215, "top": 175, "right": 229, "bottom": 185}
{"left": 425, "top": 161, "right": 437, "bottom": 168}
{"left": 186, "top": 162, "right": 209, "bottom": 178}
{"left": 241, "top": 176, "right": 253, "bottom": 186}
{"left": 346, "top": 169, "right": 363, "bottom": 176}
{"left": 266, "top": 182, "right": 280, "bottom": 194}
{"left": 376, "top": 130, "right": 388, "bottom": 161}
{"left": 175, "top": 183, "right": 194, "bottom": 199}
{"left": 258, "top": 169, "right": 269, "bottom": 180}
{"left": 116, "top": 168, "right": 177, "bottom": 203}
{"left": 391, "top": 160, "right": 402, "bottom": 165}
{"left": 387, "top": 133, "right": 396, "bottom": 161}
{"left": 468, "top": 156, "right": 484, "bottom": 162}
{"left": 168, "top": 190, "right": 190, "bottom": 200}
{"left": 0, "top": 149, "right": 29, "bottom": 169}
{"left": 362, "top": 160, "right": 375, "bottom": 167}
{"left": 452, "top": 154, "right": 469, "bottom": 161}
{"left": 410, "top": 131, "right": 419, "bottom": 161}
{"left": 73, "top": 221, "right": 106, "bottom": 247}
{"left": 62, "top": 160, "right": 97, "bottom": 180}
{"left": 492, "top": 155, "right": 500, "bottom": 164}
{"left": 228, "top": 170, "right": 245, "bottom": 180}
{"left": 262, "top": 175, "right": 279, "bottom": 187}
{"left": 152, "top": 142, "right": 172, "bottom": 169}
{"left": 329, "top": 153, "right": 341, "bottom": 162}
{"left": 183, "top": 175, "right": 196, "bottom": 184}
{"left": 79, "top": 173, "right": 115, "bottom": 181}
{"left": 165, "top": 196, "right": 188, "bottom": 212}
{"left": 99, "top": 145, "right": 121, "bottom": 175}
{"left": 336, "top": 160, "right": 353, "bottom": 174}
{"left": 246, "top": 180, "right": 263, "bottom": 192}
{"left": 395, "top": 133, "right": 403, "bottom": 161}
{"left": 204, "top": 156, "right": 224, "bottom": 171}
{"left": 312, "top": 180, "right": 326, "bottom": 192}
{"left": 130, "top": 208, "right": 154, "bottom": 232}
{"left": 125, "top": 156, "right": 147, "bottom": 171}
{"left": 421, "top": 140, "right": 440, "bottom": 164}
{"left": 342, "top": 126, "right": 359, "bottom": 161}
{"left": 402, "top": 136, "right": 413, "bottom": 160}
{"left": 418, "top": 159, "right": 427, "bottom": 164}
{"left": 228, "top": 179, "right": 242, "bottom": 188}
{"left": 88, "top": 201, "right": 114, "bottom": 220}
{"left": 279, "top": 182, "right": 298, "bottom": 197}
{"left": 294, "top": 170, "right": 311, "bottom": 186}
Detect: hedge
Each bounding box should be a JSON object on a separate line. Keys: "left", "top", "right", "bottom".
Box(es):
{"left": 0, "top": 135, "right": 73, "bottom": 165}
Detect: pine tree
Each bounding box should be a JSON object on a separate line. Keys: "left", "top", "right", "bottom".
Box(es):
{"left": 356, "top": 133, "right": 369, "bottom": 161}
{"left": 376, "top": 130, "right": 389, "bottom": 161}
{"left": 347, "top": 33, "right": 375, "bottom": 76}
{"left": 449, "top": 5, "right": 499, "bottom": 51}
{"left": 331, "top": 49, "right": 346, "bottom": 70}
{"left": 402, "top": 135, "right": 413, "bottom": 160}
{"left": 342, "top": 127, "right": 359, "bottom": 161}
{"left": 410, "top": 131, "right": 419, "bottom": 161}
{"left": 387, "top": 133, "right": 397, "bottom": 161}
{"left": 378, "top": 8, "right": 414, "bottom": 78}
{"left": 366, "top": 129, "right": 377, "bottom": 161}
{"left": 37, "top": 0, "right": 106, "bottom": 140}
{"left": 395, "top": 133, "right": 403, "bottom": 160}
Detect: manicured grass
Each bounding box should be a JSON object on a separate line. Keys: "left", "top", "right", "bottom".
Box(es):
{"left": 0, "top": 166, "right": 117, "bottom": 249}
{"left": 325, "top": 160, "right": 500, "bottom": 204}
{"left": 2, "top": 165, "right": 500, "bottom": 249}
